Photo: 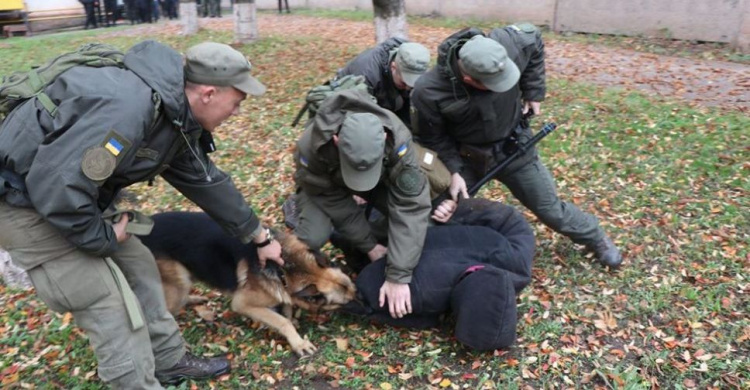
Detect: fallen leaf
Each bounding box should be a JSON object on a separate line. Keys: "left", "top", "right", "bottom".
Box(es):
{"left": 334, "top": 337, "right": 348, "bottom": 351}
{"left": 193, "top": 305, "right": 215, "bottom": 322}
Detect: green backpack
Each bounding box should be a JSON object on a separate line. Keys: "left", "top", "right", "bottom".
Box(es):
{"left": 291, "top": 74, "right": 373, "bottom": 126}
{"left": 0, "top": 43, "right": 125, "bottom": 121}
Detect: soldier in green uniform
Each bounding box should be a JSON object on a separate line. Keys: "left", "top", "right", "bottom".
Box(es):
{"left": 411, "top": 25, "right": 623, "bottom": 268}
{"left": 0, "top": 41, "right": 283, "bottom": 388}
{"left": 283, "top": 40, "right": 450, "bottom": 228}
{"left": 293, "top": 89, "right": 432, "bottom": 319}
{"left": 337, "top": 39, "right": 430, "bottom": 126}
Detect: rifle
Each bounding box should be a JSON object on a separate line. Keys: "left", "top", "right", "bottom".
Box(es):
{"left": 467, "top": 121, "right": 557, "bottom": 197}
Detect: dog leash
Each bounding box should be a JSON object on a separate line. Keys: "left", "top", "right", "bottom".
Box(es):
{"left": 98, "top": 209, "right": 152, "bottom": 331}
{"left": 104, "top": 257, "right": 145, "bottom": 331}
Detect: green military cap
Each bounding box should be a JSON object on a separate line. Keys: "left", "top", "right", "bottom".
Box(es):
{"left": 184, "top": 42, "right": 266, "bottom": 96}
{"left": 338, "top": 112, "right": 386, "bottom": 192}
{"left": 458, "top": 35, "right": 520, "bottom": 93}
{"left": 395, "top": 42, "right": 431, "bottom": 88}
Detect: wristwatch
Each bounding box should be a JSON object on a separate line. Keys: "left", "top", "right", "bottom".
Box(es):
{"left": 255, "top": 227, "right": 274, "bottom": 248}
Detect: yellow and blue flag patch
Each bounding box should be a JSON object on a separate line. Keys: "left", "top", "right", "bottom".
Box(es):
{"left": 104, "top": 137, "right": 124, "bottom": 156}
{"left": 397, "top": 143, "right": 408, "bottom": 158}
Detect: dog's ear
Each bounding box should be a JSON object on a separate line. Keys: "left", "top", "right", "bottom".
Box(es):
{"left": 310, "top": 249, "right": 331, "bottom": 268}
{"left": 293, "top": 284, "right": 320, "bottom": 298}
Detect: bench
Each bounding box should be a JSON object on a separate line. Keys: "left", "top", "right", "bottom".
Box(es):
{"left": 2, "top": 23, "right": 27, "bottom": 37}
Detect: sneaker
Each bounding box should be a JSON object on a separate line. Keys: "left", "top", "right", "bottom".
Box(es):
{"left": 155, "top": 353, "right": 230, "bottom": 385}
{"left": 587, "top": 235, "right": 623, "bottom": 269}
{"left": 282, "top": 194, "right": 300, "bottom": 230}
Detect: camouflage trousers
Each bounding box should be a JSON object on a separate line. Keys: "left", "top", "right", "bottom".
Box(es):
{"left": 0, "top": 201, "right": 184, "bottom": 389}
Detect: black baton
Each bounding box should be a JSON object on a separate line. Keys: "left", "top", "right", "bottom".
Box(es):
{"left": 467, "top": 122, "right": 557, "bottom": 197}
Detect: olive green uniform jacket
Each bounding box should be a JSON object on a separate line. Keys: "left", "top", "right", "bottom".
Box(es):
{"left": 0, "top": 40, "right": 262, "bottom": 268}
{"left": 336, "top": 37, "right": 411, "bottom": 126}
{"left": 411, "top": 25, "right": 546, "bottom": 174}
{"left": 294, "top": 89, "right": 431, "bottom": 284}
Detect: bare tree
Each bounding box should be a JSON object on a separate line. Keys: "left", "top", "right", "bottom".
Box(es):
{"left": 373, "top": 0, "right": 408, "bottom": 43}
{"left": 235, "top": 0, "right": 259, "bottom": 44}
{"left": 180, "top": 0, "right": 199, "bottom": 35}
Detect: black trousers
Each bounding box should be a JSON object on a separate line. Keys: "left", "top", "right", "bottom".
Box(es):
{"left": 83, "top": 2, "right": 98, "bottom": 28}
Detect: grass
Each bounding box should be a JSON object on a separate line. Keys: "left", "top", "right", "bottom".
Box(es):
{"left": 1, "top": 11, "right": 748, "bottom": 390}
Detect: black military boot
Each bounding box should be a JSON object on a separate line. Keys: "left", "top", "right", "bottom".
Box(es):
{"left": 587, "top": 235, "right": 623, "bottom": 269}
{"left": 155, "top": 353, "right": 231, "bottom": 385}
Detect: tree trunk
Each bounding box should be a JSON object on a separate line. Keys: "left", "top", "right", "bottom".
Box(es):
{"left": 234, "top": 0, "right": 258, "bottom": 44}
{"left": 373, "top": 0, "right": 408, "bottom": 43}
{"left": 180, "top": 0, "right": 199, "bottom": 35}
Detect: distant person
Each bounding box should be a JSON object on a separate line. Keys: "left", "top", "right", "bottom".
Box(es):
{"left": 163, "top": 0, "right": 177, "bottom": 19}
{"left": 207, "top": 0, "right": 220, "bottom": 17}
{"left": 278, "top": 0, "right": 290, "bottom": 13}
{"left": 152, "top": 0, "right": 160, "bottom": 21}
{"left": 103, "top": 0, "right": 117, "bottom": 26}
{"left": 80, "top": 0, "right": 98, "bottom": 29}
{"left": 135, "top": 0, "right": 152, "bottom": 23}
{"left": 124, "top": 0, "right": 138, "bottom": 24}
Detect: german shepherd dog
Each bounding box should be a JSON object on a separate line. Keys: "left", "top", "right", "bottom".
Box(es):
{"left": 139, "top": 212, "right": 356, "bottom": 356}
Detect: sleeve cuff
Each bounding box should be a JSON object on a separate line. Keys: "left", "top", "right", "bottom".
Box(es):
{"left": 385, "top": 265, "right": 413, "bottom": 284}
{"left": 239, "top": 223, "right": 264, "bottom": 244}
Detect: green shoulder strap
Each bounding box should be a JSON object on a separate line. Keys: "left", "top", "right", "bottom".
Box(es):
{"left": 0, "top": 43, "right": 125, "bottom": 119}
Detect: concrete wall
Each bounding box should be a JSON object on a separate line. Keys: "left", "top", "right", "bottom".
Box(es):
{"left": 256, "top": 0, "right": 371, "bottom": 10}
{"left": 254, "top": 0, "right": 749, "bottom": 51}
{"left": 555, "top": 0, "right": 744, "bottom": 43}
{"left": 405, "top": 0, "right": 556, "bottom": 26}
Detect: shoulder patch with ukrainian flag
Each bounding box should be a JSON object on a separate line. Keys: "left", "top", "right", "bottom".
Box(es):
{"left": 105, "top": 137, "right": 124, "bottom": 156}
{"left": 101, "top": 130, "right": 132, "bottom": 160}
{"left": 396, "top": 143, "right": 408, "bottom": 158}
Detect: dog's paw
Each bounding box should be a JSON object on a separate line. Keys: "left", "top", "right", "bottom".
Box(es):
{"left": 292, "top": 337, "right": 317, "bottom": 357}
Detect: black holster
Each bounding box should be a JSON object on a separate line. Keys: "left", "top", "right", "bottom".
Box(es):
{"left": 459, "top": 143, "right": 496, "bottom": 176}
